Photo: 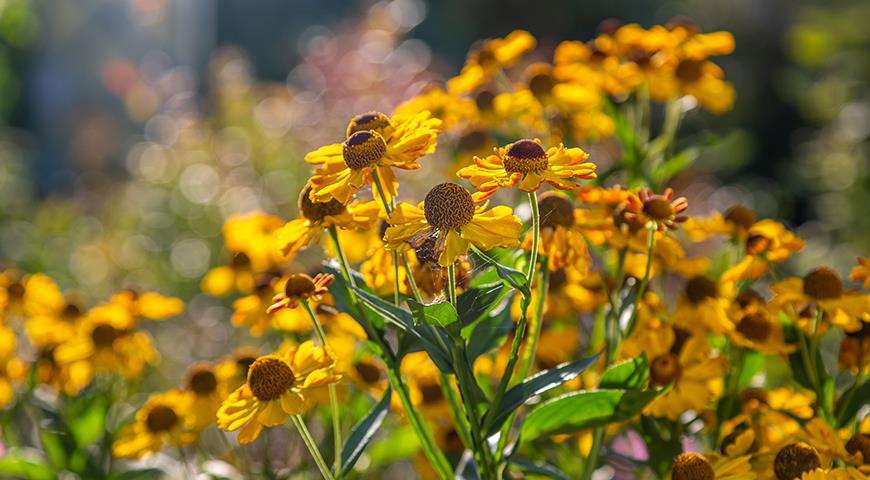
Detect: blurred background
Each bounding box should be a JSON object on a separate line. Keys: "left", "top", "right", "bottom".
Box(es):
{"left": 0, "top": 0, "right": 868, "bottom": 302}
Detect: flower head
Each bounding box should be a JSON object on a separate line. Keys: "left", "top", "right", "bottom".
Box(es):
{"left": 457, "top": 138, "right": 595, "bottom": 193}
{"left": 112, "top": 390, "right": 196, "bottom": 459}
{"left": 624, "top": 187, "right": 689, "bottom": 231}
{"left": 384, "top": 182, "right": 522, "bottom": 267}
{"left": 217, "top": 341, "right": 340, "bottom": 444}
{"left": 268, "top": 273, "right": 334, "bottom": 313}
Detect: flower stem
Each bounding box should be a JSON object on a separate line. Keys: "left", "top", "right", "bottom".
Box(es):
{"left": 526, "top": 191, "right": 540, "bottom": 282}
{"left": 327, "top": 224, "right": 452, "bottom": 479}
{"left": 516, "top": 262, "right": 549, "bottom": 380}
{"left": 302, "top": 301, "right": 343, "bottom": 477}
{"left": 447, "top": 263, "right": 458, "bottom": 305}
{"left": 292, "top": 415, "right": 336, "bottom": 480}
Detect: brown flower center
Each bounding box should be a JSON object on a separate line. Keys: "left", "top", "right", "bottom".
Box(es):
{"left": 419, "top": 383, "right": 444, "bottom": 405}
{"left": 528, "top": 72, "right": 555, "bottom": 98}
{"left": 675, "top": 60, "right": 704, "bottom": 83}
{"left": 188, "top": 368, "right": 218, "bottom": 395}
{"left": 475, "top": 90, "right": 495, "bottom": 112}
{"left": 503, "top": 139, "right": 549, "bottom": 174}
{"left": 685, "top": 276, "right": 718, "bottom": 304}
{"left": 424, "top": 183, "right": 475, "bottom": 231}
{"left": 146, "top": 405, "right": 179, "bottom": 433}
{"left": 736, "top": 288, "right": 764, "bottom": 308}
{"left": 643, "top": 196, "right": 675, "bottom": 221}
{"left": 284, "top": 273, "right": 316, "bottom": 300}
{"left": 62, "top": 302, "right": 83, "bottom": 320}
{"left": 346, "top": 111, "right": 391, "bottom": 137}
{"left": 737, "top": 312, "right": 772, "bottom": 343}
{"left": 235, "top": 355, "right": 257, "bottom": 378}
{"left": 231, "top": 252, "right": 251, "bottom": 268}
{"left": 802, "top": 267, "right": 843, "bottom": 300}
{"left": 299, "top": 184, "right": 345, "bottom": 221}
{"left": 671, "top": 452, "right": 715, "bottom": 480}
{"left": 458, "top": 129, "right": 488, "bottom": 152}
{"left": 548, "top": 268, "right": 567, "bottom": 290}
{"left": 343, "top": 130, "right": 387, "bottom": 170}
{"left": 846, "top": 433, "right": 870, "bottom": 464}
{"left": 650, "top": 353, "right": 682, "bottom": 386}
{"left": 248, "top": 356, "right": 296, "bottom": 401}
{"left": 745, "top": 234, "right": 770, "bottom": 255}
{"left": 353, "top": 360, "right": 383, "bottom": 385}
{"left": 774, "top": 443, "right": 821, "bottom": 480}
{"left": 7, "top": 281, "right": 24, "bottom": 299}
{"left": 91, "top": 324, "right": 119, "bottom": 348}
{"left": 724, "top": 205, "right": 756, "bottom": 230}
{"left": 739, "top": 388, "right": 769, "bottom": 407}
{"left": 538, "top": 192, "right": 575, "bottom": 229}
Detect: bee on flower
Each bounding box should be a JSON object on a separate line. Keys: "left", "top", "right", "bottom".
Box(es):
{"left": 384, "top": 182, "right": 522, "bottom": 267}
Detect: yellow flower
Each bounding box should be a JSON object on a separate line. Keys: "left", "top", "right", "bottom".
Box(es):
{"left": 671, "top": 452, "right": 756, "bottom": 480}
{"left": 112, "top": 389, "right": 196, "bottom": 459}
{"left": 684, "top": 204, "right": 758, "bottom": 242}
{"left": 275, "top": 184, "right": 380, "bottom": 259}
{"left": 230, "top": 274, "right": 283, "bottom": 336}
{"left": 106, "top": 289, "right": 184, "bottom": 322}
{"left": 54, "top": 307, "right": 159, "bottom": 383}
{"left": 267, "top": 273, "right": 334, "bottom": 313}
{"left": 553, "top": 39, "right": 641, "bottom": 97}
{"left": 217, "top": 341, "right": 340, "bottom": 444}
{"left": 384, "top": 183, "right": 522, "bottom": 267}
{"left": 215, "top": 348, "right": 261, "bottom": 391}
{"left": 394, "top": 84, "right": 478, "bottom": 131}
{"left": 799, "top": 418, "right": 863, "bottom": 468}
{"left": 728, "top": 304, "right": 796, "bottom": 355}
{"left": 183, "top": 363, "right": 228, "bottom": 431}
{"left": 201, "top": 253, "right": 258, "bottom": 297}
{"left": 623, "top": 187, "right": 689, "bottom": 231}
{"left": 721, "top": 220, "right": 804, "bottom": 283}
{"left": 0, "top": 326, "right": 26, "bottom": 408}
{"left": 306, "top": 111, "right": 441, "bottom": 204}
{"left": 447, "top": 30, "right": 536, "bottom": 95}
{"left": 770, "top": 268, "right": 869, "bottom": 335}
{"left": 671, "top": 275, "right": 734, "bottom": 335}
{"left": 849, "top": 258, "right": 870, "bottom": 290}
{"left": 520, "top": 191, "right": 592, "bottom": 271}
{"left": 360, "top": 224, "right": 413, "bottom": 297}
{"left": 457, "top": 138, "right": 595, "bottom": 193}
{"left": 397, "top": 352, "right": 451, "bottom": 420}
{"left": 222, "top": 211, "right": 286, "bottom": 272}
{"left": 622, "top": 320, "right": 724, "bottom": 420}
{"left": 24, "top": 294, "right": 86, "bottom": 348}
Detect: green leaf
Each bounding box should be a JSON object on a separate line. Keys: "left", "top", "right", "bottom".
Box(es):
{"left": 486, "top": 354, "right": 600, "bottom": 436}
{"left": 69, "top": 396, "right": 107, "bottom": 448}
{"left": 340, "top": 388, "right": 392, "bottom": 476}
{"left": 408, "top": 300, "right": 459, "bottom": 328}
{"left": 652, "top": 147, "right": 699, "bottom": 184}
{"left": 509, "top": 458, "right": 570, "bottom": 480}
{"left": 466, "top": 299, "right": 513, "bottom": 361}
{"left": 0, "top": 450, "right": 56, "bottom": 480}
{"left": 324, "top": 262, "right": 385, "bottom": 330}
{"left": 835, "top": 378, "right": 869, "bottom": 427}
{"left": 108, "top": 469, "right": 166, "bottom": 480}
{"left": 365, "top": 426, "right": 420, "bottom": 469}
{"left": 457, "top": 283, "right": 505, "bottom": 330}
{"left": 39, "top": 430, "right": 67, "bottom": 469}
{"left": 350, "top": 285, "right": 414, "bottom": 330}
{"left": 640, "top": 415, "right": 683, "bottom": 477}
{"left": 736, "top": 351, "right": 764, "bottom": 389}
{"left": 521, "top": 388, "right": 664, "bottom": 442}
{"left": 472, "top": 248, "right": 529, "bottom": 297}
{"left": 599, "top": 355, "right": 649, "bottom": 390}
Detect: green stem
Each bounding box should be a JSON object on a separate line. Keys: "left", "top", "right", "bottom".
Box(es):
{"left": 526, "top": 191, "right": 540, "bottom": 282}
{"left": 392, "top": 250, "right": 401, "bottom": 306}
{"left": 402, "top": 254, "right": 423, "bottom": 303}
{"left": 622, "top": 224, "right": 657, "bottom": 345}
{"left": 292, "top": 415, "right": 336, "bottom": 480}
{"left": 327, "top": 225, "right": 452, "bottom": 479}
{"left": 582, "top": 428, "right": 605, "bottom": 480}
{"left": 302, "top": 301, "right": 343, "bottom": 477}
{"left": 447, "top": 263, "right": 458, "bottom": 305}
{"left": 516, "top": 263, "right": 549, "bottom": 380}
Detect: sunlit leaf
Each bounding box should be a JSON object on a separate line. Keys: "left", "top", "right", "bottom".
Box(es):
{"left": 341, "top": 388, "right": 392, "bottom": 476}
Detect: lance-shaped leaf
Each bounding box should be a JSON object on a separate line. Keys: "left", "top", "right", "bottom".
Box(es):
{"left": 520, "top": 388, "right": 665, "bottom": 442}
{"left": 408, "top": 299, "right": 459, "bottom": 328}
{"left": 324, "top": 263, "right": 385, "bottom": 330}
{"left": 340, "top": 388, "right": 392, "bottom": 476}
{"left": 599, "top": 355, "right": 649, "bottom": 390}
{"left": 486, "top": 354, "right": 600, "bottom": 436}
{"left": 457, "top": 283, "right": 506, "bottom": 330}
{"left": 472, "top": 248, "right": 530, "bottom": 297}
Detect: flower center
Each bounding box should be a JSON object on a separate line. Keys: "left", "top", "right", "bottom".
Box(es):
{"left": 346, "top": 111, "right": 391, "bottom": 137}
{"left": 63, "top": 301, "right": 83, "bottom": 320}
{"left": 671, "top": 453, "right": 715, "bottom": 480}
{"left": 424, "top": 183, "right": 475, "bottom": 231}
{"left": 419, "top": 383, "right": 444, "bottom": 405}
{"left": 642, "top": 196, "right": 675, "bottom": 221}
{"left": 343, "top": 130, "right": 387, "bottom": 170}
{"left": 528, "top": 72, "right": 555, "bottom": 98}
{"left": 802, "top": 267, "right": 843, "bottom": 300}
{"left": 745, "top": 233, "right": 770, "bottom": 255}
{"left": 736, "top": 288, "right": 764, "bottom": 308}
{"left": 685, "top": 276, "right": 718, "bottom": 304}
{"left": 736, "top": 312, "right": 772, "bottom": 342}
{"left": 724, "top": 205, "right": 756, "bottom": 230}
{"left": 91, "top": 324, "right": 120, "bottom": 348}
{"left": 503, "top": 139, "right": 548, "bottom": 174}
{"left": 613, "top": 206, "right": 644, "bottom": 233}
{"left": 538, "top": 192, "right": 575, "bottom": 229}
{"left": 284, "top": 273, "right": 317, "bottom": 300}
{"left": 248, "top": 356, "right": 296, "bottom": 401}
{"left": 231, "top": 252, "right": 251, "bottom": 268}
{"left": 188, "top": 368, "right": 218, "bottom": 395}
{"left": 739, "top": 388, "right": 769, "bottom": 407}
{"left": 235, "top": 355, "right": 257, "bottom": 377}
{"left": 7, "top": 281, "right": 24, "bottom": 299}
{"left": 299, "top": 185, "right": 345, "bottom": 221}
{"left": 650, "top": 353, "right": 682, "bottom": 386}
{"left": 846, "top": 433, "right": 870, "bottom": 465}
{"left": 774, "top": 443, "right": 821, "bottom": 480}
{"left": 146, "top": 405, "right": 179, "bottom": 433}
{"left": 548, "top": 268, "right": 567, "bottom": 290}
{"left": 353, "top": 360, "right": 383, "bottom": 385}
{"left": 475, "top": 90, "right": 495, "bottom": 112}
{"left": 676, "top": 60, "right": 704, "bottom": 83}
